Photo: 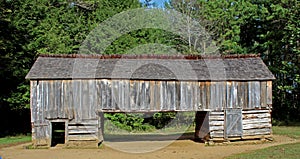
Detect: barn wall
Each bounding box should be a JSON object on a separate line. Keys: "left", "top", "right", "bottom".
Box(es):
{"left": 30, "top": 79, "right": 272, "bottom": 145}
{"left": 242, "top": 109, "right": 272, "bottom": 137}
{"left": 31, "top": 79, "right": 272, "bottom": 114}
{"left": 208, "top": 109, "right": 272, "bottom": 141}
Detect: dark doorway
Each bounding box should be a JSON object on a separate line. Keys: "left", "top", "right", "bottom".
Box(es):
{"left": 194, "top": 111, "right": 209, "bottom": 141}
{"left": 51, "top": 122, "right": 65, "bottom": 146}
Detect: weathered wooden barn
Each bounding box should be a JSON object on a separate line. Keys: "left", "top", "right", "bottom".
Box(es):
{"left": 26, "top": 54, "right": 275, "bottom": 147}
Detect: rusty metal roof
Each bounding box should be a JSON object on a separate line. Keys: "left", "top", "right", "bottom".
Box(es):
{"left": 25, "top": 54, "right": 275, "bottom": 81}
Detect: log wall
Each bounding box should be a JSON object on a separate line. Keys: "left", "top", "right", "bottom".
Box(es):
{"left": 208, "top": 109, "right": 272, "bottom": 141}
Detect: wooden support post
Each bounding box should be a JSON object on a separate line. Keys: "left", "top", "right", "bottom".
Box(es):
{"left": 98, "top": 112, "right": 104, "bottom": 144}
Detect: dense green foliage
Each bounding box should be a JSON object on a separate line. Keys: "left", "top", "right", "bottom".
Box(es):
{"left": 104, "top": 112, "right": 195, "bottom": 132}
{"left": 0, "top": 0, "right": 299, "bottom": 135}
{"left": 104, "top": 113, "right": 154, "bottom": 131}
{"left": 170, "top": 0, "right": 300, "bottom": 122}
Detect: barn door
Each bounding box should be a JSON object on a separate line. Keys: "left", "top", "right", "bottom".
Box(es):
{"left": 225, "top": 109, "right": 242, "bottom": 138}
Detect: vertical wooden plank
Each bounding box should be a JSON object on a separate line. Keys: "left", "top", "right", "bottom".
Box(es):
{"left": 155, "top": 81, "right": 161, "bottom": 111}
{"left": 220, "top": 82, "right": 227, "bottom": 110}
{"left": 118, "top": 80, "right": 122, "bottom": 110}
{"left": 100, "top": 80, "right": 107, "bottom": 109}
{"left": 188, "top": 82, "right": 193, "bottom": 111}
{"left": 98, "top": 112, "right": 104, "bottom": 142}
{"left": 215, "top": 82, "right": 224, "bottom": 110}
{"left": 143, "top": 81, "right": 149, "bottom": 110}
{"left": 129, "top": 80, "right": 136, "bottom": 111}
{"left": 67, "top": 80, "right": 74, "bottom": 119}
{"left": 244, "top": 82, "right": 248, "bottom": 109}
{"left": 144, "top": 80, "right": 150, "bottom": 110}
{"left": 248, "top": 82, "right": 253, "bottom": 109}
{"left": 60, "top": 80, "right": 66, "bottom": 119}
{"left": 136, "top": 80, "right": 141, "bottom": 110}
{"left": 122, "top": 80, "right": 126, "bottom": 110}
{"left": 48, "top": 81, "right": 56, "bottom": 119}
{"left": 237, "top": 82, "right": 244, "bottom": 109}
{"left": 260, "top": 81, "right": 267, "bottom": 108}
{"left": 185, "top": 82, "right": 191, "bottom": 110}
{"left": 44, "top": 81, "right": 51, "bottom": 119}
{"left": 254, "top": 81, "right": 261, "bottom": 108}
{"left": 160, "top": 81, "right": 167, "bottom": 110}
{"left": 193, "top": 81, "right": 200, "bottom": 111}
{"left": 166, "top": 81, "right": 171, "bottom": 110}
{"left": 216, "top": 82, "right": 221, "bottom": 110}
{"left": 196, "top": 81, "right": 201, "bottom": 110}
{"left": 89, "top": 80, "right": 97, "bottom": 118}
{"left": 232, "top": 81, "right": 238, "bottom": 108}
{"left": 206, "top": 82, "right": 211, "bottom": 110}
{"left": 41, "top": 81, "right": 47, "bottom": 122}
{"left": 73, "top": 80, "right": 81, "bottom": 122}
{"left": 36, "top": 80, "right": 41, "bottom": 122}
{"left": 200, "top": 82, "right": 207, "bottom": 109}
{"left": 139, "top": 80, "right": 145, "bottom": 110}
{"left": 266, "top": 81, "right": 272, "bottom": 105}
{"left": 180, "top": 81, "right": 186, "bottom": 110}
{"left": 175, "top": 81, "right": 181, "bottom": 110}
{"left": 106, "top": 80, "right": 112, "bottom": 110}
{"left": 55, "top": 80, "right": 62, "bottom": 118}
{"left": 167, "top": 81, "right": 176, "bottom": 111}
{"left": 226, "top": 81, "right": 232, "bottom": 108}
{"left": 139, "top": 81, "right": 145, "bottom": 110}
{"left": 30, "top": 81, "right": 37, "bottom": 123}
{"left": 119, "top": 80, "right": 125, "bottom": 110}
{"left": 81, "top": 80, "right": 89, "bottom": 119}
{"left": 121, "top": 80, "right": 128, "bottom": 110}
{"left": 150, "top": 80, "right": 155, "bottom": 111}
{"left": 96, "top": 80, "right": 102, "bottom": 110}
{"left": 124, "top": 80, "right": 130, "bottom": 111}
{"left": 210, "top": 82, "right": 216, "bottom": 110}
{"left": 111, "top": 80, "right": 117, "bottom": 110}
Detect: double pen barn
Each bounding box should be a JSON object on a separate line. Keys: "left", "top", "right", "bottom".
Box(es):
{"left": 26, "top": 54, "right": 275, "bottom": 147}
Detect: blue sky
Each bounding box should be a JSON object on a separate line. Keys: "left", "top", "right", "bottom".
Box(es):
{"left": 139, "top": 0, "right": 170, "bottom": 8}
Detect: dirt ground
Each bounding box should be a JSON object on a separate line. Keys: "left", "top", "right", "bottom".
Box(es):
{"left": 0, "top": 135, "right": 298, "bottom": 159}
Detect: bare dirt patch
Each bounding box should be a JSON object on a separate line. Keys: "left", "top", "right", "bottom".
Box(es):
{"left": 0, "top": 135, "right": 298, "bottom": 159}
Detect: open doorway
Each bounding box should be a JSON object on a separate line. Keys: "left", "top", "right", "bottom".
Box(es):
{"left": 51, "top": 122, "right": 65, "bottom": 147}
{"left": 194, "top": 111, "right": 209, "bottom": 141}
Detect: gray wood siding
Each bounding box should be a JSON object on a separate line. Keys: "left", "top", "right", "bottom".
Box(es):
{"left": 209, "top": 109, "right": 272, "bottom": 140}
{"left": 30, "top": 79, "right": 273, "bottom": 145}
{"left": 30, "top": 80, "right": 272, "bottom": 117}
{"left": 242, "top": 109, "right": 272, "bottom": 136}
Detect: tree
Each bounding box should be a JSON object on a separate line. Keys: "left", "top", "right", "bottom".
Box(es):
{"left": 169, "top": 0, "right": 300, "bottom": 122}
{"left": 0, "top": 0, "right": 142, "bottom": 135}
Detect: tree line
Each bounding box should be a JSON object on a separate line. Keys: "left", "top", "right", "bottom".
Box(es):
{"left": 0, "top": 0, "right": 299, "bottom": 135}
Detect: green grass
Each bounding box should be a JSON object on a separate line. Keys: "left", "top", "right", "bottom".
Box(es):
{"left": 272, "top": 126, "right": 300, "bottom": 139}
{"left": 0, "top": 135, "right": 31, "bottom": 146}
{"left": 226, "top": 142, "right": 300, "bottom": 159}
{"left": 226, "top": 126, "right": 300, "bottom": 159}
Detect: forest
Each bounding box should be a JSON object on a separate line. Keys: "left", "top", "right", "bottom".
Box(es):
{"left": 0, "top": 0, "right": 299, "bottom": 136}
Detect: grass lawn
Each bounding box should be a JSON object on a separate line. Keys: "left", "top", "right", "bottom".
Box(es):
{"left": 272, "top": 126, "right": 300, "bottom": 139}
{"left": 226, "top": 142, "right": 300, "bottom": 159}
{"left": 226, "top": 126, "right": 300, "bottom": 159}
{"left": 0, "top": 135, "right": 31, "bottom": 147}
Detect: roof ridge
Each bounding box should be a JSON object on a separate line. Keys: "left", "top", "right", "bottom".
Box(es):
{"left": 38, "top": 54, "right": 260, "bottom": 60}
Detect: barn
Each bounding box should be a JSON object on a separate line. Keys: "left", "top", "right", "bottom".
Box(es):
{"left": 25, "top": 54, "right": 275, "bottom": 147}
